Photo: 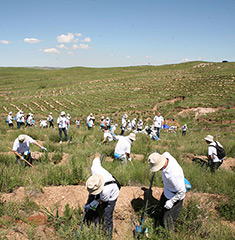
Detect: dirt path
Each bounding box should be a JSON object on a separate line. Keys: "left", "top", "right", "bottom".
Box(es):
{"left": 152, "top": 96, "right": 184, "bottom": 111}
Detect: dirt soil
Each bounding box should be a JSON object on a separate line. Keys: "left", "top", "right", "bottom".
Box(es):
{"left": 185, "top": 154, "right": 235, "bottom": 171}
{"left": 1, "top": 184, "right": 229, "bottom": 240}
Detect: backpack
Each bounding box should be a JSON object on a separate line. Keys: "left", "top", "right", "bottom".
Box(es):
{"left": 210, "top": 141, "right": 226, "bottom": 159}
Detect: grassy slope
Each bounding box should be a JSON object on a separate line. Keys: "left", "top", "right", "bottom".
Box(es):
{"left": 0, "top": 61, "right": 234, "bottom": 239}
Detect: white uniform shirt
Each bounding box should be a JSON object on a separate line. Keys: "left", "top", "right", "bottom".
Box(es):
{"left": 154, "top": 115, "right": 164, "bottom": 128}
{"left": 162, "top": 152, "right": 186, "bottom": 201}
{"left": 27, "top": 115, "right": 33, "bottom": 125}
{"left": 131, "top": 119, "right": 136, "bottom": 129}
{"left": 104, "top": 131, "right": 113, "bottom": 142}
{"left": 75, "top": 120, "right": 80, "bottom": 126}
{"left": 40, "top": 120, "right": 47, "bottom": 127}
{"left": 122, "top": 117, "right": 127, "bottom": 127}
{"left": 13, "top": 135, "right": 35, "bottom": 154}
{"left": 208, "top": 141, "right": 223, "bottom": 162}
{"left": 48, "top": 115, "right": 53, "bottom": 121}
{"left": 91, "top": 157, "right": 119, "bottom": 202}
{"left": 16, "top": 113, "right": 23, "bottom": 122}
{"left": 57, "top": 116, "right": 67, "bottom": 128}
{"left": 106, "top": 119, "right": 111, "bottom": 127}
{"left": 137, "top": 121, "right": 143, "bottom": 130}
{"left": 8, "top": 115, "right": 13, "bottom": 124}
{"left": 114, "top": 136, "right": 132, "bottom": 155}
{"left": 110, "top": 125, "right": 117, "bottom": 133}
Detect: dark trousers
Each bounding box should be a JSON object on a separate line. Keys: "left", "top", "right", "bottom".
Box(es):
{"left": 210, "top": 161, "right": 223, "bottom": 173}
{"left": 8, "top": 123, "right": 13, "bottom": 128}
{"left": 182, "top": 131, "right": 186, "bottom": 136}
{"left": 59, "top": 128, "right": 68, "bottom": 141}
{"left": 17, "top": 122, "right": 21, "bottom": 129}
{"left": 120, "top": 128, "right": 125, "bottom": 135}
{"left": 85, "top": 196, "right": 117, "bottom": 239}
{"left": 159, "top": 193, "right": 183, "bottom": 231}
{"left": 16, "top": 153, "right": 32, "bottom": 167}
{"left": 155, "top": 127, "right": 161, "bottom": 138}
{"left": 49, "top": 121, "right": 54, "bottom": 128}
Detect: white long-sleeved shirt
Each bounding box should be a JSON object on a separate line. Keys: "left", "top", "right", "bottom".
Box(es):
{"left": 91, "top": 157, "right": 119, "bottom": 202}
{"left": 153, "top": 115, "right": 164, "bottom": 128}
{"left": 122, "top": 117, "right": 127, "bottom": 128}
{"left": 57, "top": 116, "right": 67, "bottom": 128}
{"left": 8, "top": 115, "right": 13, "bottom": 124}
{"left": 162, "top": 152, "right": 186, "bottom": 203}
{"left": 13, "top": 135, "right": 35, "bottom": 154}
{"left": 114, "top": 136, "right": 132, "bottom": 156}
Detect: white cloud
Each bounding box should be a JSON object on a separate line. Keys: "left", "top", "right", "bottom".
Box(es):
{"left": 0, "top": 40, "right": 10, "bottom": 44}
{"left": 57, "top": 32, "right": 82, "bottom": 43}
{"left": 68, "top": 52, "right": 74, "bottom": 56}
{"left": 72, "top": 44, "right": 89, "bottom": 50}
{"left": 126, "top": 56, "right": 131, "bottom": 59}
{"left": 42, "top": 48, "right": 60, "bottom": 54}
{"left": 81, "top": 37, "right": 91, "bottom": 42}
{"left": 24, "top": 38, "right": 42, "bottom": 44}
{"left": 57, "top": 44, "right": 68, "bottom": 49}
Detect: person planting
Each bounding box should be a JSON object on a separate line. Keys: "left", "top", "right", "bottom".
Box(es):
{"left": 147, "top": 152, "right": 186, "bottom": 230}
{"left": 12, "top": 134, "right": 47, "bottom": 167}
{"left": 84, "top": 155, "right": 120, "bottom": 239}
{"left": 57, "top": 111, "right": 69, "bottom": 144}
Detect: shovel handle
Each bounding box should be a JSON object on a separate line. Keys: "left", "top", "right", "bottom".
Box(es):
{"left": 8, "top": 147, "right": 34, "bottom": 168}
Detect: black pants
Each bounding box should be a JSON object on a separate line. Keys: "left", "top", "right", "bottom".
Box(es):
{"left": 59, "top": 128, "right": 68, "bottom": 141}
{"left": 49, "top": 121, "right": 54, "bottom": 128}
{"left": 16, "top": 153, "right": 32, "bottom": 167}
{"left": 154, "top": 127, "right": 161, "bottom": 138}
{"left": 8, "top": 123, "right": 13, "bottom": 128}
{"left": 85, "top": 195, "right": 117, "bottom": 239}
{"left": 182, "top": 131, "right": 186, "bottom": 136}
{"left": 210, "top": 161, "right": 223, "bottom": 173}
{"left": 159, "top": 193, "right": 183, "bottom": 231}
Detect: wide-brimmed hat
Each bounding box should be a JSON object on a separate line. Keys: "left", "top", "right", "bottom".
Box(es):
{"left": 9, "top": 112, "right": 12, "bottom": 114}
{"left": 86, "top": 174, "right": 105, "bottom": 195}
{"left": 205, "top": 135, "right": 214, "bottom": 142}
{"left": 148, "top": 153, "right": 166, "bottom": 172}
{"left": 18, "top": 134, "right": 27, "bottom": 143}
{"left": 128, "top": 133, "right": 136, "bottom": 141}
{"left": 61, "top": 111, "right": 65, "bottom": 116}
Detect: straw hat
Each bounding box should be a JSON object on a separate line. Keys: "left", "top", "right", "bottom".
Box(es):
{"left": 18, "top": 134, "right": 27, "bottom": 143}
{"left": 205, "top": 135, "right": 214, "bottom": 142}
{"left": 148, "top": 153, "right": 166, "bottom": 172}
{"left": 128, "top": 133, "right": 136, "bottom": 141}
{"left": 86, "top": 174, "right": 105, "bottom": 195}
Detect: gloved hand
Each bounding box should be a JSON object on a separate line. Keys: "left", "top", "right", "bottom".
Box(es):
{"left": 84, "top": 204, "right": 90, "bottom": 212}
{"left": 24, "top": 151, "right": 29, "bottom": 156}
{"left": 128, "top": 157, "right": 132, "bottom": 162}
{"left": 41, "top": 147, "right": 47, "bottom": 152}
{"left": 164, "top": 199, "right": 174, "bottom": 209}
{"left": 20, "top": 157, "right": 24, "bottom": 160}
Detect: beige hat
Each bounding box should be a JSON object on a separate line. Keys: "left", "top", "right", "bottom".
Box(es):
{"left": 18, "top": 134, "right": 27, "bottom": 143}
{"left": 61, "top": 111, "right": 65, "bottom": 116}
{"left": 128, "top": 133, "right": 136, "bottom": 141}
{"left": 86, "top": 174, "right": 105, "bottom": 195}
{"left": 205, "top": 135, "right": 214, "bottom": 142}
{"left": 148, "top": 153, "right": 166, "bottom": 172}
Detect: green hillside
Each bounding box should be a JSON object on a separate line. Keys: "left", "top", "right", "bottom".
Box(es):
{"left": 0, "top": 62, "right": 234, "bottom": 239}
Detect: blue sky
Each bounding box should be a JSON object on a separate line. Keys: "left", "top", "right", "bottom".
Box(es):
{"left": 0, "top": 0, "right": 234, "bottom": 67}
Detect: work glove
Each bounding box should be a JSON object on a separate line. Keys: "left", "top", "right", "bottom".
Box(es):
{"left": 90, "top": 200, "right": 99, "bottom": 211}
{"left": 84, "top": 204, "right": 90, "bottom": 212}
{"left": 164, "top": 199, "right": 174, "bottom": 209}
{"left": 24, "top": 151, "right": 29, "bottom": 156}
{"left": 20, "top": 157, "right": 24, "bottom": 160}
{"left": 41, "top": 147, "right": 47, "bottom": 152}
{"left": 128, "top": 157, "right": 132, "bottom": 162}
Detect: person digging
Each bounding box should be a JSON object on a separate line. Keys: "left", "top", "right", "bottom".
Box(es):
{"left": 12, "top": 134, "right": 47, "bottom": 167}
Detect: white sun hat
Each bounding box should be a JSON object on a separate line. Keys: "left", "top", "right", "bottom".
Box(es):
{"left": 128, "top": 133, "right": 136, "bottom": 141}
{"left": 18, "top": 134, "right": 27, "bottom": 143}
{"left": 86, "top": 174, "right": 105, "bottom": 195}
{"left": 148, "top": 152, "right": 167, "bottom": 172}
{"left": 205, "top": 135, "right": 214, "bottom": 142}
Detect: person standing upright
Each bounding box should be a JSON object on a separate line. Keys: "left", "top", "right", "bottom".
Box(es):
{"left": 153, "top": 112, "right": 164, "bottom": 138}
{"left": 57, "top": 111, "right": 69, "bottom": 144}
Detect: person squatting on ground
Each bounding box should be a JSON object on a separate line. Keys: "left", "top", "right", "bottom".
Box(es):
{"left": 153, "top": 112, "right": 164, "bottom": 138}
{"left": 148, "top": 152, "right": 186, "bottom": 230}
{"left": 136, "top": 119, "right": 143, "bottom": 132}
{"left": 75, "top": 119, "right": 80, "bottom": 128}
{"left": 205, "top": 135, "right": 224, "bottom": 173}
{"left": 114, "top": 133, "right": 136, "bottom": 164}
{"left": 85, "top": 155, "right": 120, "bottom": 239}
{"left": 7, "top": 112, "right": 14, "bottom": 128}
{"left": 40, "top": 120, "right": 48, "bottom": 128}
{"left": 100, "top": 116, "right": 106, "bottom": 130}
{"left": 48, "top": 112, "right": 54, "bottom": 128}
{"left": 120, "top": 114, "right": 128, "bottom": 135}
{"left": 57, "top": 111, "right": 69, "bottom": 144}
{"left": 101, "top": 127, "right": 114, "bottom": 144}
{"left": 13, "top": 134, "right": 47, "bottom": 167}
